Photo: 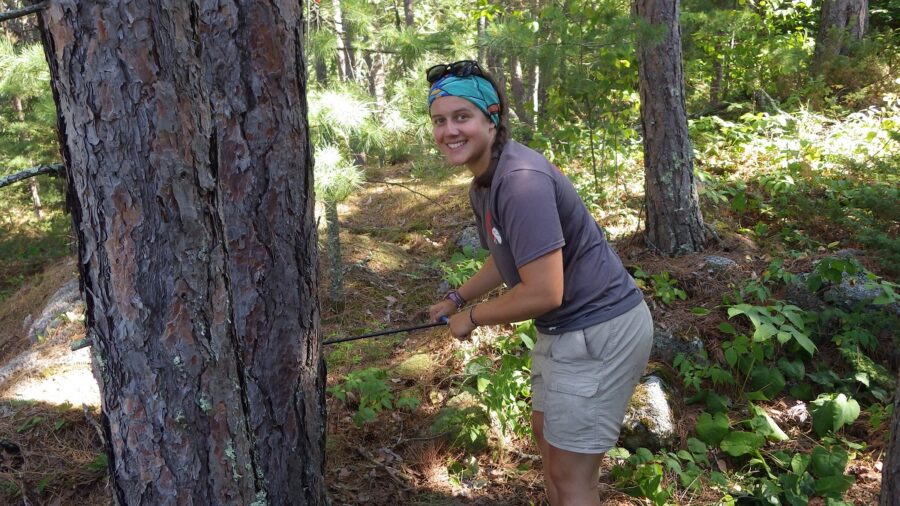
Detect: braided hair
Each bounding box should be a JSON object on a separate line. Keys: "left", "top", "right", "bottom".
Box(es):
{"left": 474, "top": 71, "right": 508, "bottom": 187}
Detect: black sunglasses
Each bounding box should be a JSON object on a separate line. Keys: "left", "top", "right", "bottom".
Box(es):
{"left": 426, "top": 60, "right": 485, "bottom": 84}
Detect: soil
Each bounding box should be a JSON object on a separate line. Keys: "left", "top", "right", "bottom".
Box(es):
{"left": 0, "top": 162, "right": 891, "bottom": 505}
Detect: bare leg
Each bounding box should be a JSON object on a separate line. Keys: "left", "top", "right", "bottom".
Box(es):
{"left": 545, "top": 443, "right": 604, "bottom": 506}
{"left": 532, "top": 411, "right": 559, "bottom": 505}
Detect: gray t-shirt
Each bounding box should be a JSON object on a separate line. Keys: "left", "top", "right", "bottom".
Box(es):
{"left": 469, "top": 140, "right": 643, "bottom": 334}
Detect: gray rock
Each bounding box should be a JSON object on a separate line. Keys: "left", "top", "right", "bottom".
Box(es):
{"left": 436, "top": 280, "right": 450, "bottom": 295}
{"left": 786, "top": 264, "right": 899, "bottom": 315}
{"left": 651, "top": 327, "right": 704, "bottom": 364}
{"left": 26, "top": 279, "right": 84, "bottom": 343}
{"left": 454, "top": 225, "right": 482, "bottom": 252}
{"left": 783, "top": 274, "right": 826, "bottom": 312}
{"left": 826, "top": 270, "right": 899, "bottom": 315}
{"left": 619, "top": 375, "right": 677, "bottom": 452}
{"left": 704, "top": 255, "right": 737, "bottom": 272}
{"left": 833, "top": 249, "right": 865, "bottom": 259}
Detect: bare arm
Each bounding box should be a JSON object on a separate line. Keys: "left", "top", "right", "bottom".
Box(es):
{"left": 429, "top": 255, "right": 504, "bottom": 322}
{"left": 447, "top": 249, "right": 563, "bottom": 338}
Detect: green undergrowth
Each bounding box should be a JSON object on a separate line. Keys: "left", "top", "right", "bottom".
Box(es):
{"left": 0, "top": 194, "right": 70, "bottom": 304}
{"left": 612, "top": 257, "right": 897, "bottom": 505}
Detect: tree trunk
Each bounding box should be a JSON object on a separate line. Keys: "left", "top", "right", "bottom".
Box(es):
{"left": 324, "top": 200, "right": 345, "bottom": 312}
{"left": 710, "top": 40, "right": 723, "bottom": 110}
{"left": 312, "top": 3, "right": 329, "bottom": 86}
{"left": 813, "top": 0, "right": 868, "bottom": 74}
{"left": 38, "top": 2, "right": 326, "bottom": 504}
{"left": 507, "top": 55, "right": 533, "bottom": 129}
{"left": 332, "top": 0, "right": 350, "bottom": 81}
{"left": 13, "top": 95, "right": 44, "bottom": 219}
{"left": 403, "top": 0, "right": 414, "bottom": 27}
{"left": 477, "top": 16, "right": 487, "bottom": 64}
{"left": 882, "top": 368, "right": 900, "bottom": 506}
{"left": 634, "top": 0, "right": 705, "bottom": 255}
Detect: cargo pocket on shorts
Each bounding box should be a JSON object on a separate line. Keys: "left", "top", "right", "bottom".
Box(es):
{"left": 543, "top": 371, "right": 602, "bottom": 446}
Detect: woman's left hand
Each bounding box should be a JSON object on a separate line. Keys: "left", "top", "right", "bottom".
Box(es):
{"left": 448, "top": 311, "right": 476, "bottom": 340}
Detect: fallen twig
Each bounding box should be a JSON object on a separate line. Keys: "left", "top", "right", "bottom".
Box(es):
{"left": 355, "top": 446, "right": 414, "bottom": 491}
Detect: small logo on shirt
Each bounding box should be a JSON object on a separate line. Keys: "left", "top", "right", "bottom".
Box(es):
{"left": 491, "top": 227, "right": 503, "bottom": 245}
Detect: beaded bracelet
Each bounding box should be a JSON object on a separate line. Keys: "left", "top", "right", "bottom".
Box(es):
{"left": 445, "top": 289, "right": 466, "bottom": 310}
{"left": 468, "top": 305, "right": 480, "bottom": 327}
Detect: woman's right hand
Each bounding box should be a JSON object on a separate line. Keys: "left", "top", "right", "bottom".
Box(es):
{"left": 428, "top": 298, "right": 457, "bottom": 323}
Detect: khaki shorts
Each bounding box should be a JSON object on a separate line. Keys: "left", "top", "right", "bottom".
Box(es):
{"left": 532, "top": 300, "right": 653, "bottom": 454}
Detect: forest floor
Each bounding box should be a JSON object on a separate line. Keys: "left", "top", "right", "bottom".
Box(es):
{"left": 0, "top": 160, "right": 892, "bottom": 505}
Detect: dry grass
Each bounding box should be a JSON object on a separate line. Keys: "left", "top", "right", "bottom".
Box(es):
{"left": 0, "top": 401, "right": 109, "bottom": 505}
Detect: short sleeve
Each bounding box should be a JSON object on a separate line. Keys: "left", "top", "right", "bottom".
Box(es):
{"left": 495, "top": 170, "right": 565, "bottom": 268}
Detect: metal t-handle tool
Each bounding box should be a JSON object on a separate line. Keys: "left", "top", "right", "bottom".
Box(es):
{"left": 322, "top": 316, "right": 449, "bottom": 346}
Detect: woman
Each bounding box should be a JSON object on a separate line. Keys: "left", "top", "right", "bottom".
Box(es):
{"left": 426, "top": 60, "right": 654, "bottom": 506}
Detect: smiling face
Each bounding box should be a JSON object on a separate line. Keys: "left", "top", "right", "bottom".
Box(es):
{"left": 430, "top": 96, "right": 496, "bottom": 176}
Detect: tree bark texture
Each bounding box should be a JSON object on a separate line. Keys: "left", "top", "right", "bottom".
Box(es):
{"left": 38, "top": 1, "right": 325, "bottom": 504}
{"left": 634, "top": 0, "right": 705, "bottom": 255}
{"left": 813, "top": 0, "right": 868, "bottom": 73}
{"left": 882, "top": 368, "right": 900, "bottom": 506}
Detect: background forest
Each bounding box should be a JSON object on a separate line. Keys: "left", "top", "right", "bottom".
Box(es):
{"left": 0, "top": 0, "right": 898, "bottom": 504}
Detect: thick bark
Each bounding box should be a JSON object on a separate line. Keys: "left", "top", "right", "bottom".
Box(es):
{"left": 634, "top": 0, "right": 705, "bottom": 255}
{"left": 813, "top": 0, "right": 868, "bottom": 74}
{"left": 38, "top": 1, "right": 325, "bottom": 504}
{"left": 883, "top": 368, "right": 900, "bottom": 505}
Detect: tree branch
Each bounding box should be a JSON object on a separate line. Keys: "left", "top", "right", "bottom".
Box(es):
{"left": 0, "top": 163, "right": 64, "bottom": 189}
{"left": 366, "top": 179, "right": 449, "bottom": 212}
{"left": 0, "top": 1, "right": 48, "bottom": 23}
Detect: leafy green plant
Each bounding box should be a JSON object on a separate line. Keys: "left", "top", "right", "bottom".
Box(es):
{"left": 810, "top": 393, "right": 861, "bottom": 437}
{"left": 634, "top": 269, "right": 687, "bottom": 305}
{"left": 440, "top": 245, "right": 489, "bottom": 288}
{"left": 460, "top": 321, "right": 534, "bottom": 438}
{"left": 328, "top": 367, "right": 419, "bottom": 426}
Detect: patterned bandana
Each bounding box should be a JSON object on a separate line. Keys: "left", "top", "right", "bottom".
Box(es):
{"left": 428, "top": 75, "right": 501, "bottom": 126}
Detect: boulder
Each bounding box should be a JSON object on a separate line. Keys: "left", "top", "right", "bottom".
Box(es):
{"left": 825, "top": 270, "right": 899, "bottom": 315}
{"left": 651, "top": 327, "right": 704, "bottom": 364}
{"left": 619, "top": 375, "right": 677, "bottom": 452}
{"left": 454, "top": 225, "right": 482, "bottom": 252}
{"left": 704, "top": 255, "right": 738, "bottom": 273}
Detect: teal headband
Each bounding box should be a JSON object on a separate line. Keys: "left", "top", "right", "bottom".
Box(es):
{"left": 428, "top": 75, "right": 501, "bottom": 126}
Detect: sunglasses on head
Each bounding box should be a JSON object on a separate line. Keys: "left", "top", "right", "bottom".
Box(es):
{"left": 426, "top": 60, "right": 486, "bottom": 84}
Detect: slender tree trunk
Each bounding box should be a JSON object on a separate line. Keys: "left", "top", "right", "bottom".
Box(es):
{"left": 332, "top": 0, "right": 350, "bottom": 81}
{"left": 477, "top": 16, "right": 487, "bottom": 64}
{"left": 634, "top": 0, "right": 705, "bottom": 255}
{"left": 403, "top": 0, "right": 414, "bottom": 27}
{"left": 710, "top": 41, "right": 723, "bottom": 109}
{"left": 324, "top": 200, "right": 345, "bottom": 312}
{"left": 13, "top": 96, "right": 43, "bottom": 219}
{"left": 813, "top": 0, "right": 868, "bottom": 75}
{"left": 507, "top": 55, "right": 532, "bottom": 129}
{"left": 312, "top": 4, "right": 329, "bottom": 86}
{"left": 882, "top": 368, "right": 900, "bottom": 506}
{"left": 38, "top": 2, "right": 325, "bottom": 504}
